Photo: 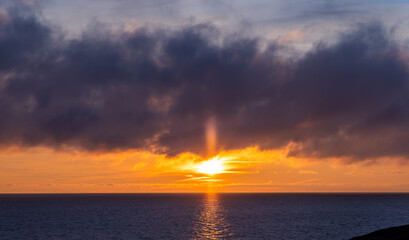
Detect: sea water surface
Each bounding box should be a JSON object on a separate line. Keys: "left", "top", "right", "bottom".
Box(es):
{"left": 1, "top": 193, "right": 409, "bottom": 239}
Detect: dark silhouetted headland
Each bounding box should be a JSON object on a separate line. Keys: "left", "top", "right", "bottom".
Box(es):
{"left": 351, "top": 225, "right": 409, "bottom": 240}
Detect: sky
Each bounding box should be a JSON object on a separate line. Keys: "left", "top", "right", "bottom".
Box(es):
{"left": 2, "top": 0, "right": 409, "bottom": 193}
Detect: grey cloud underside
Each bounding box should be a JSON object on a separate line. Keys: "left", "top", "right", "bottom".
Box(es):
{"left": 1, "top": 8, "right": 409, "bottom": 160}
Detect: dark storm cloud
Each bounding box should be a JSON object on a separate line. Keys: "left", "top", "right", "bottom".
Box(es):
{"left": 1, "top": 5, "right": 409, "bottom": 161}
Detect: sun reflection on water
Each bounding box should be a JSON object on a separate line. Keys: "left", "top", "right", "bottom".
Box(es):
{"left": 193, "top": 193, "right": 233, "bottom": 239}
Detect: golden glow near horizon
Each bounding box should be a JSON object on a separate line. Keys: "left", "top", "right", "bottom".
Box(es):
{"left": 3, "top": 145, "right": 409, "bottom": 193}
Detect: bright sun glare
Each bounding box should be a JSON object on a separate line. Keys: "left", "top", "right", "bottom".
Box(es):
{"left": 196, "top": 157, "right": 225, "bottom": 175}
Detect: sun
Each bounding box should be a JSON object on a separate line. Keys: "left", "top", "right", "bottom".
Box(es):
{"left": 196, "top": 156, "right": 225, "bottom": 175}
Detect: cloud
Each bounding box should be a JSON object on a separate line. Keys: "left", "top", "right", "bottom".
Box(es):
{"left": 277, "top": 29, "right": 306, "bottom": 45}
{"left": 0, "top": 4, "right": 409, "bottom": 161}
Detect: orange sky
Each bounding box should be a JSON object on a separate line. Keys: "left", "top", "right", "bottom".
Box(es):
{"left": 2, "top": 145, "right": 409, "bottom": 193}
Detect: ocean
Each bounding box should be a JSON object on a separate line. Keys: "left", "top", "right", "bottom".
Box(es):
{"left": 1, "top": 193, "right": 409, "bottom": 239}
